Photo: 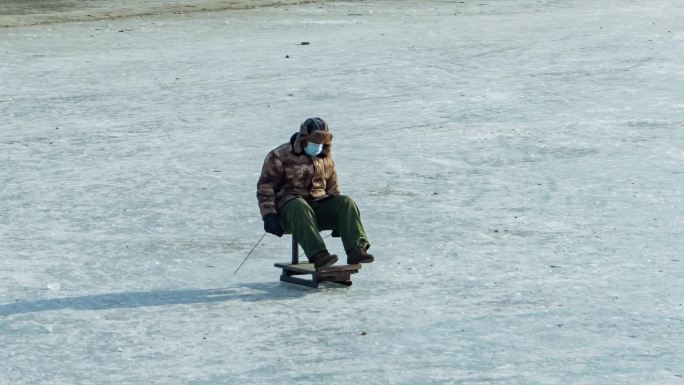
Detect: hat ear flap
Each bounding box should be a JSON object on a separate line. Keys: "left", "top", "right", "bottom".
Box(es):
{"left": 292, "top": 133, "right": 305, "bottom": 154}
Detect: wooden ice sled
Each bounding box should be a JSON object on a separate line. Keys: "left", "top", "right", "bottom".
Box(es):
{"left": 274, "top": 235, "right": 361, "bottom": 288}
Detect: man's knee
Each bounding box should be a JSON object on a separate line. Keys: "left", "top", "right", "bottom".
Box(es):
{"left": 336, "top": 194, "right": 356, "bottom": 206}
{"left": 339, "top": 195, "right": 361, "bottom": 213}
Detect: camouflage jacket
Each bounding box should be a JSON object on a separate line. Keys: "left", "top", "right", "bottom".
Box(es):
{"left": 256, "top": 128, "right": 340, "bottom": 218}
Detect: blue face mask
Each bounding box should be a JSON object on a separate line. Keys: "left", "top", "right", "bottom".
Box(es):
{"left": 304, "top": 142, "right": 323, "bottom": 157}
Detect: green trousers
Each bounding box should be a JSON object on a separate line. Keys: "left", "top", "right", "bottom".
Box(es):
{"left": 279, "top": 195, "right": 370, "bottom": 258}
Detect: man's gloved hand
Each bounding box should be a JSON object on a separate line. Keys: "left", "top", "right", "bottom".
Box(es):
{"left": 263, "top": 213, "right": 284, "bottom": 237}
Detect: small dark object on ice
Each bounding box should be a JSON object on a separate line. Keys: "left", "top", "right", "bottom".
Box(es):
{"left": 301, "top": 41, "right": 310, "bottom": 45}
{"left": 361, "top": 331, "right": 367, "bottom": 336}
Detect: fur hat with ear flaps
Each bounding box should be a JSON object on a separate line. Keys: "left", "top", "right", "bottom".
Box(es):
{"left": 290, "top": 117, "right": 333, "bottom": 156}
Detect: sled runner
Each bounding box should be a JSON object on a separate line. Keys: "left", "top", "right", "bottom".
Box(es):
{"left": 274, "top": 235, "right": 361, "bottom": 288}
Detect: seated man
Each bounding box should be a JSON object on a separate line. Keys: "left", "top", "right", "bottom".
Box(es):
{"left": 256, "top": 117, "right": 374, "bottom": 269}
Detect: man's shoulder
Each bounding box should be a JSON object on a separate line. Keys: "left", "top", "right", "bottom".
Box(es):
{"left": 267, "top": 142, "right": 293, "bottom": 160}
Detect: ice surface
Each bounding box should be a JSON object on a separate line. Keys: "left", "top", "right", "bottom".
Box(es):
{"left": 0, "top": 0, "right": 324, "bottom": 27}
{"left": 46, "top": 282, "right": 61, "bottom": 291}
{"left": 1, "top": 1, "right": 683, "bottom": 384}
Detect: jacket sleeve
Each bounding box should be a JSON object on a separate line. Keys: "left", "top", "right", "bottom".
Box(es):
{"left": 257, "top": 152, "right": 284, "bottom": 218}
{"left": 325, "top": 159, "right": 340, "bottom": 196}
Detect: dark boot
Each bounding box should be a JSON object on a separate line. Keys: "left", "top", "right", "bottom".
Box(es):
{"left": 309, "top": 250, "right": 338, "bottom": 269}
{"left": 347, "top": 247, "right": 374, "bottom": 264}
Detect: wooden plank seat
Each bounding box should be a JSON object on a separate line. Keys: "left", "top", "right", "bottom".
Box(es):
{"left": 275, "top": 234, "right": 361, "bottom": 288}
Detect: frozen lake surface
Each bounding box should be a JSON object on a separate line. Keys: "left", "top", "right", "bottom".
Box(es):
{"left": 0, "top": 0, "right": 320, "bottom": 27}
{"left": 1, "top": 1, "right": 683, "bottom": 384}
